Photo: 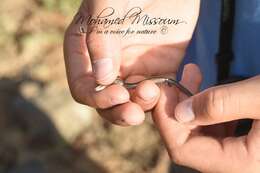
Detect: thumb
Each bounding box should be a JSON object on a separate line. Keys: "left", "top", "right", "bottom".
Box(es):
{"left": 87, "top": 30, "right": 121, "bottom": 85}
{"left": 83, "top": 1, "right": 127, "bottom": 85}
{"left": 175, "top": 76, "right": 260, "bottom": 125}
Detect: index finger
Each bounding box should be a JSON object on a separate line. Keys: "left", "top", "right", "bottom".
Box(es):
{"left": 64, "top": 4, "right": 129, "bottom": 108}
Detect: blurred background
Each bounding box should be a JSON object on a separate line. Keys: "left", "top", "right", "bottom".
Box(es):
{"left": 0, "top": 0, "right": 169, "bottom": 172}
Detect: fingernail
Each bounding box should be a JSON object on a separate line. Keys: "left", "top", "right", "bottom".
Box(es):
{"left": 138, "top": 82, "right": 159, "bottom": 101}
{"left": 93, "top": 58, "right": 113, "bottom": 82}
{"left": 175, "top": 99, "right": 195, "bottom": 123}
{"left": 139, "top": 89, "right": 158, "bottom": 101}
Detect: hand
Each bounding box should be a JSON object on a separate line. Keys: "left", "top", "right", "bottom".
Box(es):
{"left": 64, "top": 0, "right": 200, "bottom": 126}
{"left": 153, "top": 67, "right": 260, "bottom": 173}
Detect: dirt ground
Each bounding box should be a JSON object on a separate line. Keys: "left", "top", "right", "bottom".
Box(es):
{"left": 0, "top": 0, "right": 170, "bottom": 172}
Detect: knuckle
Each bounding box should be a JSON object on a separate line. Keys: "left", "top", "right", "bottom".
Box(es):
{"left": 207, "top": 90, "right": 222, "bottom": 116}
{"left": 204, "top": 88, "right": 228, "bottom": 120}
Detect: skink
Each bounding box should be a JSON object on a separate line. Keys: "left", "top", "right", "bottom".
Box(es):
{"left": 95, "top": 77, "right": 193, "bottom": 97}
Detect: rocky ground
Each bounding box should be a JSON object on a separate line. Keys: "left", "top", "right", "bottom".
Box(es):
{"left": 0, "top": 0, "right": 170, "bottom": 172}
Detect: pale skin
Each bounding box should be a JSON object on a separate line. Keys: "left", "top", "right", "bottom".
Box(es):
{"left": 154, "top": 66, "right": 260, "bottom": 173}
{"left": 64, "top": 0, "right": 200, "bottom": 125}
{"left": 64, "top": 0, "right": 260, "bottom": 172}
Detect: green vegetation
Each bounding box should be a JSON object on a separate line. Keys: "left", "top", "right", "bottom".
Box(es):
{"left": 41, "top": 0, "right": 81, "bottom": 15}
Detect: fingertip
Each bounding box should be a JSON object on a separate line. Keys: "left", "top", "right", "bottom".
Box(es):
{"left": 94, "top": 84, "right": 129, "bottom": 109}
{"left": 131, "top": 80, "right": 160, "bottom": 111}
{"left": 136, "top": 80, "right": 160, "bottom": 101}
{"left": 121, "top": 102, "right": 145, "bottom": 126}
{"left": 179, "top": 64, "right": 203, "bottom": 102}
{"left": 99, "top": 102, "right": 145, "bottom": 126}
{"left": 175, "top": 98, "right": 195, "bottom": 123}
{"left": 182, "top": 63, "right": 202, "bottom": 87}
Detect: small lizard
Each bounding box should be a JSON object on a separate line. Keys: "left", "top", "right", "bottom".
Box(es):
{"left": 95, "top": 77, "right": 193, "bottom": 97}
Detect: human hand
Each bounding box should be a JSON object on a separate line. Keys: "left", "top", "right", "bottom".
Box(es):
{"left": 64, "top": 0, "right": 200, "bottom": 126}
{"left": 153, "top": 67, "right": 260, "bottom": 173}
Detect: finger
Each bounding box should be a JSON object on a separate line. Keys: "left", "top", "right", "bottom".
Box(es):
{"left": 64, "top": 9, "right": 97, "bottom": 106}
{"left": 64, "top": 2, "right": 130, "bottom": 109}
{"left": 94, "top": 84, "right": 130, "bottom": 109}
{"left": 176, "top": 63, "right": 202, "bottom": 131}
{"left": 87, "top": 29, "right": 121, "bottom": 85}
{"left": 85, "top": 1, "right": 127, "bottom": 85}
{"left": 152, "top": 67, "right": 202, "bottom": 152}
{"left": 127, "top": 76, "right": 160, "bottom": 111}
{"left": 98, "top": 102, "right": 145, "bottom": 126}
{"left": 69, "top": 74, "right": 146, "bottom": 126}
{"left": 64, "top": 8, "right": 91, "bottom": 87}
{"left": 153, "top": 84, "right": 191, "bottom": 151}
{"left": 175, "top": 63, "right": 202, "bottom": 123}
{"left": 68, "top": 75, "right": 130, "bottom": 108}
{"left": 179, "top": 63, "right": 202, "bottom": 101}
{"left": 65, "top": 1, "right": 125, "bottom": 84}
{"left": 153, "top": 87, "right": 241, "bottom": 173}
{"left": 152, "top": 81, "right": 252, "bottom": 173}
{"left": 175, "top": 76, "right": 260, "bottom": 125}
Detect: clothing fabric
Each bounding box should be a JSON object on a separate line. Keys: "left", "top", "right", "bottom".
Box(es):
{"left": 184, "top": 0, "right": 260, "bottom": 89}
